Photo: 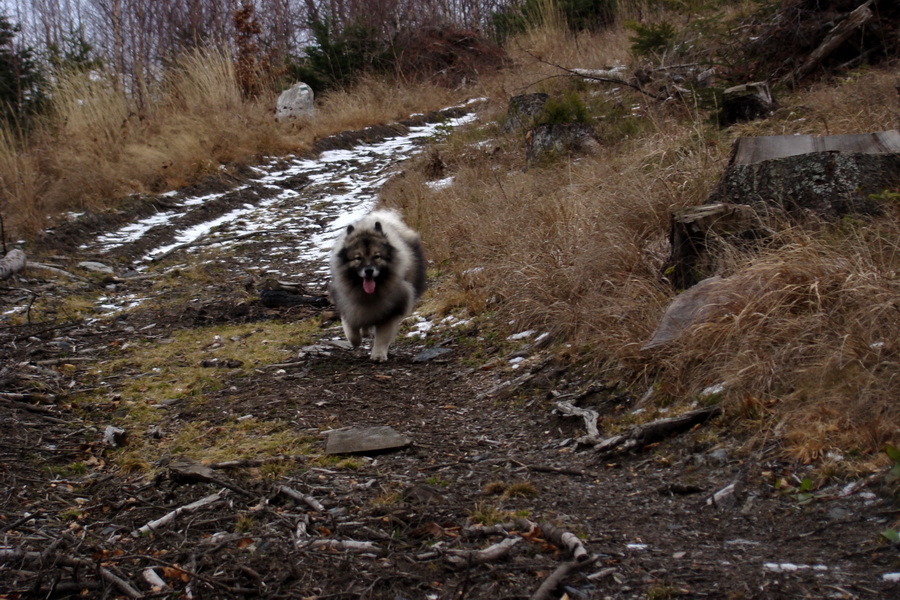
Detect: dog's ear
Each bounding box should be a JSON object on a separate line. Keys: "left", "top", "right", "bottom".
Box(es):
{"left": 346, "top": 225, "right": 355, "bottom": 234}
{"left": 374, "top": 221, "right": 383, "bottom": 233}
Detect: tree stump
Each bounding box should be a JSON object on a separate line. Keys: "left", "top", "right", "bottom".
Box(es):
{"left": 707, "top": 130, "right": 900, "bottom": 219}
{"left": 525, "top": 123, "right": 599, "bottom": 164}
{"left": 502, "top": 93, "right": 548, "bottom": 132}
{"left": 720, "top": 81, "right": 775, "bottom": 125}
{"left": 665, "top": 203, "right": 762, "bottom": 289}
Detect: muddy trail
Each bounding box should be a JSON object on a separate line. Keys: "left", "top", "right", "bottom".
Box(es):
{"left": 1, "top": 107, "right": 898, "bottom": 599}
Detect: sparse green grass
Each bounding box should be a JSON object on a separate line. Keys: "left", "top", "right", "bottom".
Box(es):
{"left": 79, "top": 320, "right": 321, "bottom": 472}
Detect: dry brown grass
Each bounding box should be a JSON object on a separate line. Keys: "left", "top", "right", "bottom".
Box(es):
{"left": 0, "top": 51, "right": 463, "bottom": 240}
{"left": 384, "top": 17, "right": 900, "bottom": 466}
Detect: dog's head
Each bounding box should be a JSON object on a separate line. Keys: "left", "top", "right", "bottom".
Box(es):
{"left": 338, "top": 221, "right": 394, "bottom": 294}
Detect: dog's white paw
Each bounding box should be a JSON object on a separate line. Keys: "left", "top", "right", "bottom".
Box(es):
{"left": 369, "top": 350, "right": 388, "bottom": 362}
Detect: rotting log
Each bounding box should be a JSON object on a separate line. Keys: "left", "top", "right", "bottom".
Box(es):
{"left": 782, "top": 0, "right": 875, "bottom": 87}
{"left": 0, "top": 249, "right": 26, "bottom": 280}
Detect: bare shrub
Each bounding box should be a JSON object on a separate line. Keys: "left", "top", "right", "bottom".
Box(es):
{"left": 393, "top": 27, "right": 509, "bottom": 87}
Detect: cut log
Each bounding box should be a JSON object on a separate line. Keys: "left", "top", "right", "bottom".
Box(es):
{"left": 0, "top": 249, "right": 26, "bottom": 280}
{"left": 782, "top": 0, "right": 875, "bottom": 86}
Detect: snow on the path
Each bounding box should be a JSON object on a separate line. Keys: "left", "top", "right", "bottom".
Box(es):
{"left": 89, "top": 110, "right": 479, "bottom": 277}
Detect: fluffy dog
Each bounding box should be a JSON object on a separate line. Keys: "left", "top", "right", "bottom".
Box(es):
{"left": 329, "top": 209, "right": 425, "bottom": 361}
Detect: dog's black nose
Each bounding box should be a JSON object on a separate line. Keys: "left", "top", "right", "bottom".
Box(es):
{"left": 364, "top": 267, "right": 375, "bottom": 278}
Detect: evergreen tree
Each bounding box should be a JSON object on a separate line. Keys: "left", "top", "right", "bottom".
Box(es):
{"left": 0, "top": 15, "right": 45, "bottom": 124}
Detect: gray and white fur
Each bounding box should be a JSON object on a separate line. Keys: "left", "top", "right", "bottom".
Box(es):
{"left": 329, "top": 209, "right": 426, "bottom": 361}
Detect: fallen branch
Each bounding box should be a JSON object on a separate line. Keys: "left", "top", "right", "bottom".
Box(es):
{"left": 0, "top": 249, "right": 26, "bottom": 280}
{"left": 518, "top": 46, "right": 666, "bottom": 101}
{"left": 26, "top": 262, "right": 90, "bottom": 282}
{"left": 308, "top": 539, "right": 386, "bottom": 556}
{"left": 0, "top": 549, "right": 142, "bottom": 599}
{"left": 531, "top": 555, "right": 600, "bottom": 600}
{"left": 445, "top": 536, "right": 522, "bottom": 569}
{"left": 132, "top": 489, "right": 228, "bottom": 537}
{"left": 592, "top": 405, "right": 722, "bottom": 455}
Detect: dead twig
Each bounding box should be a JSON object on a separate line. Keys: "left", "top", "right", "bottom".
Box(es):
{"left": 132, "top": 489, "right": 228, "bottom": 537}
{"left": 277, "top": 485, "right": 326, "bottom": 512}
{"left": 0, "top": 548, "right": 142, "bottom": 599}
{"left": 445, "top": 536, "right": 522, "bottom": 569}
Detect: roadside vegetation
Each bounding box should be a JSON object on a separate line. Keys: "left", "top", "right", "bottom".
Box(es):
{"left": 2, "top": 0, "right": 899, "bottom": 476}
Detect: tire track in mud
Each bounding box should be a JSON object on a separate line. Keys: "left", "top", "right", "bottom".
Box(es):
{"left": 82, "top": 105, "right": 479, "bottom": 286}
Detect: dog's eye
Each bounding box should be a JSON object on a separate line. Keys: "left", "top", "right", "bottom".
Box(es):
{"left": 373, "top": 254, "right": 382, "bottom": 260}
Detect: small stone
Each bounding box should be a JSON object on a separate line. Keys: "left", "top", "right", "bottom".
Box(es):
{"left": 104, "top": 426, "right": 127, "bottom": 447}
{"left": 707, "top": 448, "right": 730, "bottom": 466}
{"left": 78, "top": 261, "right": 115, "bottom": 274}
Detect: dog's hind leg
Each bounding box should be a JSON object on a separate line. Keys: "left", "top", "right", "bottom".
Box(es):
{"left": 342, "top": 319, "right": 363, "bottom": 348}
{"left": 370, "top": 316, "right": 404, "bottom": 362}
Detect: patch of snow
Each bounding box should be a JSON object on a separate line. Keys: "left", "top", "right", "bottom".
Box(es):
{"left": 507, "top": 330, "right": 535, "bottom": 341}
{"left": 763, "top": 562, "right": 828, "bottom": 573}
{"left": 699, "top": 383, "right": 726, "bottom": 399}
{"left": 883, "top": 573, "right": 900, "bottom": 582}
{"left": 426, "top": 176, "right": 455, "bottom": 190}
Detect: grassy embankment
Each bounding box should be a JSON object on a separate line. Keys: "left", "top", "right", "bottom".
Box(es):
{"left": 385, "top": 16, "right": 900, "bottom": 470}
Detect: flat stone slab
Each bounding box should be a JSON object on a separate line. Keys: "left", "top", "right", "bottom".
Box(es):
{"left": 325, "top": 426, "right": 411, "bottom": 455}
{"left": 412, "top": 347, "right": 453, "bottom": 363}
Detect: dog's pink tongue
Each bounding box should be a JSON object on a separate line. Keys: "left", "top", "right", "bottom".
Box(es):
{"left": 363, "top": 278, "right": 376, "bottom": 294}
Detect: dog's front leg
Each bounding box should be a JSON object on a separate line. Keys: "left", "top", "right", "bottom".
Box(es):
{"left": 370, "top": 316, "right": 404, "bottom": 361}
{"left": 342, "top": 319, "right": 363, "bottom": 348}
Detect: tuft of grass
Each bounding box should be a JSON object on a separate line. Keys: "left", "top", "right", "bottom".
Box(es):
{"left": 468, "top": 502, "right": 517, "bottom": 526}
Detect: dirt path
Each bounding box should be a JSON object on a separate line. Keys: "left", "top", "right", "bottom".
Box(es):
{"left": 1, "top": 113, "right": 898, "bottom": 599}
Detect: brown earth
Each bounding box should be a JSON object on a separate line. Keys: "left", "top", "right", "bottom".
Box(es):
{"left": 2, "top": 142, "right": 899, "bottom": 599}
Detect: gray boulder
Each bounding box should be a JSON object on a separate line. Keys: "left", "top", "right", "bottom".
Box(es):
{"left": 276, "top": 82, "right": 315, "bottom": 121}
